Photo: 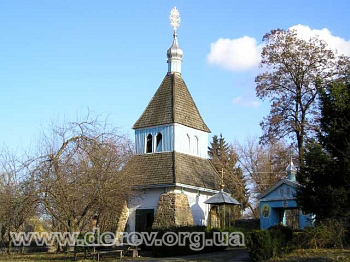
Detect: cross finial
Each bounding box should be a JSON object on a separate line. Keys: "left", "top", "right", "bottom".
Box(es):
{"left": 170, "top": 6, "right": 181, "bottom": 31}
{"left": 167, "top": 6, "right": 183, "bottom": 74}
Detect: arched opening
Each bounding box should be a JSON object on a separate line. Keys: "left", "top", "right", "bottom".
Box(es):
{"left": 194, "top": 136, "right": 199, "bottom": 154}
{"left": 187, "top": 134, "right": 191, "bottom": 151}
{"left": 146, "top": 134, "right": 153, "bottom": 153}
{"left": 156, "top": 133, "right": 163, "bottom": 152}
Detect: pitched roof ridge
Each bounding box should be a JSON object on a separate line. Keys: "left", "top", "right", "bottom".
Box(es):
{"left": 171, "top": 73, "right": 176, "bottom": 123}
{"left": 132, "top": 73, "right": 210, "bottom": 132}
{"left": 257, "top": 179, "right": 299, "bottom": 200}
{"left": 132, "top": 74, "right": 171, "bottom": 129}
{"left": 173, "top": 74, "right": 210, "bottom": 132}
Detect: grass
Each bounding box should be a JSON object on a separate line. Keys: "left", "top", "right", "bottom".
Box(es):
{"left": 268, "top": 249, "right": 350, "bottom": 262}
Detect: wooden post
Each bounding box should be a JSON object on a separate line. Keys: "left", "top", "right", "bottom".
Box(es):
{"left": 228, "top": 205, "right": 231, "bottom": 228}
{"left": 223, "top": 204, "right": 226, "bottom": 229}
{"left": 233, "top": 206, "right": 236, "bottom": 227}
{"left": 209, "top": 205, "right": 212, "bottom": 228}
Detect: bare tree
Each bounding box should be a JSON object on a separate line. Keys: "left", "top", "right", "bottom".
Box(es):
{"left": 0, "top": 150, "right": 37, "bottom": 254}
{"left": 31, "top": 115, "right": 134, "bottom": 250}
{"left": 236, "top": 136, "right": 292, "bottom": 216}
{"left": 256, "top": 29, "right": 349, "bottom": 163}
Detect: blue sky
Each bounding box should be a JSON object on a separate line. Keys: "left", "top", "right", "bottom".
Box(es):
{"left": 1, "top": 0, "right": 350, "bottom": 152}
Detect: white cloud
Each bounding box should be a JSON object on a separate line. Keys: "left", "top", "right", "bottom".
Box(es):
{"left": 232, "top": 95, "right": 261, "bottom": 108}
{"left": 232, "top": 96, "right": 242, "bottom": 103}
{"left": 290, "top": 24, "right": 350, "bottom": 56}
{"left": 207, "top": 25, "right": 350, "bottom": 71}
{"left": 207, "top": 36, "right": 262, "bottom": 71}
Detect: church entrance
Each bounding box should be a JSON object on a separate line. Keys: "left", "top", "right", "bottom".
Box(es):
{"left": 278, "top": 208, "right": 300, "bottom": 229}
{"left": 135, "top": 209, "right": 154, "bottom": 232}
{"left": 285, "top": 209, "right": 300, "bottom": 229}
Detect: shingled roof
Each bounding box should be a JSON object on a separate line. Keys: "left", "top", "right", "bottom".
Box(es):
{"left": 122, "top": 152, "right": 221, "bottom": 190}
{"left": 132, "top": 73, "right": 210, "bottom": 132}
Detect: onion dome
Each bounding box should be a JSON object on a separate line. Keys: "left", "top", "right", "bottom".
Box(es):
{"left": 286, "top": 156, "right": 297, "bottom": 181}
{"left": 167, "top": 31, "right": 184, "bottom": 73}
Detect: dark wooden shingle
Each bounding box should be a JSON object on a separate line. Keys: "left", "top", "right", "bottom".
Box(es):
{"left": 123, "top": 152, "right": 221, "bottom": 190}
{"left": 132, "top": 73, "right": 210, "bottom": 132}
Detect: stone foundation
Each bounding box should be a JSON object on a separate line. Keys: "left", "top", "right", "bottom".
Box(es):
{"left": 152, "top": 192, "right": 194, "bottom": 229}
{"left": 209, "top": 205, "right": 220, "bottom": 228}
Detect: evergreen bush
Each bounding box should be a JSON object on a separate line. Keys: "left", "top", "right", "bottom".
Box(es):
{"left": 246, "top": 230, "right": 274, "bottom": 261}
{"left": 246, "top": 225, "right": 294, "bottom": 261}
{"left": 268, "top": 224, "right": 294, "bottom": 254}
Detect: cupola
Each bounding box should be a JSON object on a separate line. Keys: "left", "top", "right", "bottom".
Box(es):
{"left": 286, "top": 156, "right": 297, "bottom": 181}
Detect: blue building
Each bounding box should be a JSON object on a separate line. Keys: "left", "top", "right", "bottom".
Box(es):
{"left": 258, "top": 158, "right": 313, "bottom": 229}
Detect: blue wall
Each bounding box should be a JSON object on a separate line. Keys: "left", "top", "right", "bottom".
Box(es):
{"left": 259, "top": 182, "right": 313, "bottom": 229}
{"left": 135, "top": 125, "right": 174, "bottom": 154}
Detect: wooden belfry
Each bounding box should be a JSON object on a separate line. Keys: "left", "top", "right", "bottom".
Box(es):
{"left": 204, "top": 169, "right": 240, "bottom": 228}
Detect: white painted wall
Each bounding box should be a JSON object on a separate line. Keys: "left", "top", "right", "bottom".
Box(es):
{"left": 174, "top": 186, "right": 213, "bottom": 226}
{"left": 127, "top": 186, "right": 215, "bottom": 231}
{"left": 127, "top": 188, "right": 166, "bottom": 232}
{"left": 173, "top": 123, "right": 209, "bottom": 158}
{"left": 134, "top": 123, "right": 209, "bottom": 158}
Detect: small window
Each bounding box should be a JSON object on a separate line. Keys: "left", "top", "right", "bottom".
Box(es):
{"left": 194, "top": 136, "right": 199, "bottom": 154}
{"left": 146, "top": 134, "right": 153, "bottom": 153}
{"left": 187, "top": 134, "right": 191, "bottom": 151}
{"left": 156, "top": 133, "right": 163, "bottom": 152}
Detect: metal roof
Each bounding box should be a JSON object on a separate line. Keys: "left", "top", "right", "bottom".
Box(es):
{"left": 204, "top": 189, "right": 241, "bottom": 205}
{"left": 257, "top": 179, "right": 299, "bottom": 200}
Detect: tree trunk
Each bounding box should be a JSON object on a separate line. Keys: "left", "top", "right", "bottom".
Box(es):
{"left": 65, "top": 226, "right": 76, "bottom": 253}
{"left": 247, "top": 203, "right": 259, "bottom": 218}
{"left": 296, "top": 131, "right": 304, "bottom": 166}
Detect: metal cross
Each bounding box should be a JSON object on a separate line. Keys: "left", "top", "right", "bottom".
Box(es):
{"left": 169, "top": 6, "right": 181, "bottom": 31}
